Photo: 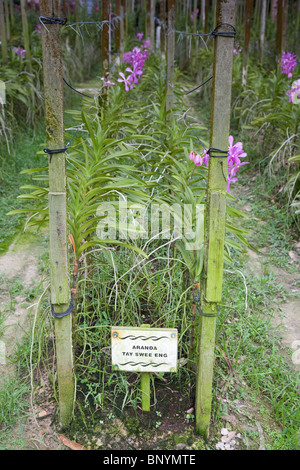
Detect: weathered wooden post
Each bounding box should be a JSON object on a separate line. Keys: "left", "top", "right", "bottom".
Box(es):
{"left": 259, "top": 0, "right": 267, "bottom": 64}
{"left": 101, "top": 0, "right": 110, "bottom": 77}
{"left": 75, "top": 0, "right": 82, "bottom": 60}
{"left": 160, "top": 0, "right": 166, "bottom": 58}
{"left": 242, "top": 0, "right": 253, "bottom": 85}
{"left": 115, "top": 0, "right": 121, "bottom": 52}
{"left": 166, "top": 0, "right": 175, "bottom": 116}
{"left": 4, "top": 0, "right": 10, "bottom": 40}
{"left": 40, "top": 0, "right": 74, "bottom": 429}
{"left": 140, "top": 324, "right": 151, "bottom": 411}
{"left": 0, "top": 0, "right": 7, "bottom": 64}
{"left": 120, "top": 0, "right": 126, "bottom": 52}
{"left": 9, "top": 0, "right": 14, "bottom": 27}
{"left": 150, "top": 0, "right": 155, "bottom": 51}
{"left": 276, "top": 0, "right": 283, "bottom": 66}
{"left": 20, "top": 0, "right": 32, "bottom": 71}
{"left": 195, "top": 0, "right": 236, "bottom": 438}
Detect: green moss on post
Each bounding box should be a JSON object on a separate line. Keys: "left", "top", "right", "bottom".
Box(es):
{"left": 40, "top": 0, "right": 74, "bottom": 430}
{"left": 195, "top": 0, "right": 236, "bottom": 438}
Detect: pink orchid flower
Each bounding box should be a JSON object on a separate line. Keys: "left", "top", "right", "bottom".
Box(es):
{"left": 117, "top": 72, "right": 133, "bottom": 92}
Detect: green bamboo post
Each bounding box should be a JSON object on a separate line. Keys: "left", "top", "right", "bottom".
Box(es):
{"left": 166, "top": 0, "right": 175, "bottom": 116}
{"left": 0, "top": 0, "right": 8, "bottom": 64}
{"left": 195, "top": 0, "right": 236, "bottom": 438}
{"left": 40, "top": 0, "right": 74, "bottom": 429}
{"left": 140, "top": 325, "right": 151, "bottom": 411}
{"left": 20, "top": 0, "right": 32, "bottom": 72}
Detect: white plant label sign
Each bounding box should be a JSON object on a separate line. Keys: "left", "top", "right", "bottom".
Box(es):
{"left": 111, "top": 326, "right": 178, "bottom": 373}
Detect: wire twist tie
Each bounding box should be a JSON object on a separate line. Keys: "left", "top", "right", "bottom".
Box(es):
{"left": 211, "top": 23, "right": 237, "bottom": 38}
{"left": 192, "top": 285, "right": 219, "bottom": 318}
{"left": 51, "top": 295, "right": 73, "bottom": 319}
{"left": 39, "top": 15, "right": 67, "bottom": 26}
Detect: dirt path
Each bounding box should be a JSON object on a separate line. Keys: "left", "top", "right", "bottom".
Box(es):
{"left": 0, "top": 234, "right": 65, "bottom": 450}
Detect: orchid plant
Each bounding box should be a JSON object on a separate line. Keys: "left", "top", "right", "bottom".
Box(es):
{"left": 189, "top": 136, "right": 249, "bottom": 192}
{"left": 117, "top": 34, "right": 149, "bottom": 92}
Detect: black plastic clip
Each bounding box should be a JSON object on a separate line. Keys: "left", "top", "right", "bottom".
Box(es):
{"left": 44, "top": 147, "right": 68, "bottom": 163}
{"left": 207, "top": 148, "right": 228, "bottom": 158}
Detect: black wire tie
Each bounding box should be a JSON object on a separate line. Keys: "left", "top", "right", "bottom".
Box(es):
{"left": 39, "top": 15, "right": 67, "bottom": 26}
{"left": 44, "top": 147, "right": 68, "bottom": 163}
{"left": 193, "top": 289, "right": 218, "bottom": 318}
{"left": 51, "top": 295, "right": 73, "bottom": 319}
{"left": 207, "top": 148, "right": 228, "bottom": 158}
{"left": 211, "top": 23, "right": 237, "bottom": 38}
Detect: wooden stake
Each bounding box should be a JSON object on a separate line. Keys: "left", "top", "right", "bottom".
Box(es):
{"left": 0, "top": 0, "right": 8, "bottom": 64}
{"left": 120, "top": 0, "right": 125, "bottom": 52}
{"left": 40, "top": 0, "right": 74, "bottom": 429}
{"left": 101, "top": 0, "right": 110, "bottom": 77}
{"left": 160, "top": 0, "right": 166, "bottom": 58}
{"left": 150, "top": 0, "right": 155, "bottom": 51}
{"left": 242, "top": 0, "right": 253, "bottom": 85}
{"left": 20, "top": 0, "right": 32, "bottom": 72}
{"left": 276, "top": 0, "right": 283, "bottom": 64}
{"left": 116, "top": 0, "right": 121, "bottom": 52}
{"left": 141, "top": 325, "right": 150, "bottom": 411}
{"left": 4, "top": 0, "right": 10, "bottom": 40}
{"left": 166, "top": 0, "right": 175, "bottom": 116}
{"left": 259, "top": 0, "right": 267, "bottom": 64}
{"left": 195, "top": 0, "right": 236, "bottom": 438}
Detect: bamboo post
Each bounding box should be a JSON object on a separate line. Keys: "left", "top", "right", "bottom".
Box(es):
{"left": 195, "top": 0, "right": 236, "bottom": 438}
{"left": 40, "top": 0, "right": 74, "bottom": 429}
{"left": 166, "top": 0, "right": 175, "bottom": 116}
{"left": 0, "top": 0, "right": 7, "bottom": 64}
{"left": 242, "top": 0, "right": 253, "bottom": 85}
{"left": 20, "top": 0, "right": 32, "bottom": 72}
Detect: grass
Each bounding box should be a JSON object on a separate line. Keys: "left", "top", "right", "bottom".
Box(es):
{"left": 0, "top": 123, "right": 46, "bottom": 254}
